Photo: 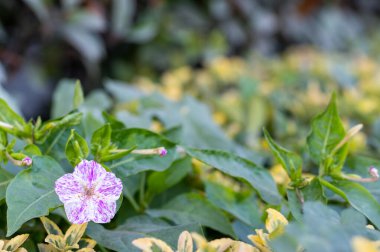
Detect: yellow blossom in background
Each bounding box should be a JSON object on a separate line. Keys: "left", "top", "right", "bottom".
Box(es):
{"left": 270, "top": 164, "right": 290, "bottom": 186}
{"left": 352, "top": 237, "right": 380, "bottom": 252}
{"left": 248, "top": 208, "right": 288, "bottom": 252}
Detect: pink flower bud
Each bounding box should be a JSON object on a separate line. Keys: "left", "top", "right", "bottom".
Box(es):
{"left": 159, "top": 147, "right": 167, "bottom": 157}
{"left": 369, "top": 167, "right": 379, "bottom": 179}
{"left": 22, "top": 157, "right": 32, "bottom": 166}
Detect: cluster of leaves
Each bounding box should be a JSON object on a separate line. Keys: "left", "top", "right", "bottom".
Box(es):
{"left": 1, "top": 74, "right": 380, "bottom": 252}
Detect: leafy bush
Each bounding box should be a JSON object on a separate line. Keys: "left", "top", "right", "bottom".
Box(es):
{"left": 0, "top": 75, "right": 380, "bottom": 252}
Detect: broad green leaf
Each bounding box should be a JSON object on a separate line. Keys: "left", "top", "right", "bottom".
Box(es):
{"left": 73, "top": 80, "right": 84, "bottom": 109}
{"left": 86, "top": 216, "right": 202, "bottom": 252}
{"left": 146, "top": 156, "right": 192, "bottom": 199}
{"left": 264, "top": 129, "right": 302, "bottom": 182}
{"left": 205, "top": 181, "right": 261, "bottom": 227}
{"left": 0, "top": 167, "right": 13, "bottom": 201}
{"left": 147, "top": 193, "right": 235, "bottom": 237}
{"left": 287, "top": 177, "right": 325, "bottom": 221}
{"left": 329, "top": 180, "right": 380, "bottom": 229}
{"left": 65, "top": 129, "right": 89, "bottom": 166}
{"left": 108, "top": 128, "right": 176, "bottom": 176}
{"left": 306, "top": 94, "right": 347, "bottom": 172}
{"left": 6, "top": 156, "right": 65, "bottom": 236}
{"left": 185, "top": 148, "right": 281, "bottom": 205}
{"left": 40, "top": 216, "right": 63, "bottom": 236}
{"left": 51, "top": 79, "right": 78, "bottom": 118}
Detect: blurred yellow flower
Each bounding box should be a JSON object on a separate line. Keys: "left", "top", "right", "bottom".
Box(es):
{"left": 352, "top": 236, "right": 380, "bottom": 252}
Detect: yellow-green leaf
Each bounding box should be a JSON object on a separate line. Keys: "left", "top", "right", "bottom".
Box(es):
{"left": 40, "top": 217, "right": 63, "bottom": 236}
{"left": 64, "top": 223, "right": 87, "bottom": 247}
{"left": 78, "top": 238, "right": 96, "bottom": 249}
{"left": 3, "top": 234, "right": 29, "bottom": 251}
{"left": 132, "top": 237, "right": 174, "bottom": 252}
{"left": 37, "top": 243, "right": 60, "bottom": 252}
{"left": 177, "top": 231, "right": 193, "bottom": 252}
{"left": 45, "top": 234, "right": 65, "bottom": 250}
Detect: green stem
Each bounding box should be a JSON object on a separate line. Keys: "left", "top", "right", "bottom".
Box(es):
{"left": 124, "top": 187, "right": 140, "bottom": 212}
{"left": 139, "top": 172, "right": 146, "bottom": 209}
{"left": 319, "top": 178, "right": 347, "bottom": 200}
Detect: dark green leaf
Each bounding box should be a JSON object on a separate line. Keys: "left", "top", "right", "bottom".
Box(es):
{"left": 306, "top": 94, "right": 347, "bottom": 172}
{"left": 263, "top": 129, "right": 302, "bottom": 182}
{"left": 287, "top": 178, "right": 326, "bottom": 221}
{"left": 108, "top": 128, "right": 176, "bottom": 176}
{"left": 147, "top": 193, "right": 235, "bottom": 237}
{"left": 146, "top": 156, "right": 192, "bottom": 199}
{"left": 185, "top": 148, "right": 281, "bottom": 205}
{"left": 205, "top": 181, "right": 261, "bottom": 227}
{"left": 330, "top": 180, "right": 380, "bottom": 229}
{"left": 0, "top": 167, "right": 13, "bottom": 201}
{"left": 6, "top": 156, "right": 65, "bottom": 236}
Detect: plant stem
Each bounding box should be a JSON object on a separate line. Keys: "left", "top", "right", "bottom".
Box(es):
{"left": 139, "top": 172, "right": 146, "bottom": 209}
{"left": 124, "top": 187, "right": 140, "bottom": 212}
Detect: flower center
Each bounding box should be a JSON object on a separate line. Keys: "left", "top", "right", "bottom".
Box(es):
{"left": 84, "top": 186, "right": 95, "bottom": 198}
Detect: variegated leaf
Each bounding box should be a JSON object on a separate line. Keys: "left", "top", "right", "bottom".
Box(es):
{"left": 37, "top": 243, "right": 60, "bottom": 252}
{"left": 64, "top": 223, "right": 87, "bottom": 247}
{"left": 40, "top": 217, "right": 64, "bottom": 236}
{"left": 177, "top": 231, "right": 193, "bottom": 252}
{"left": 132, "top": 238, "right": 174, "bottom": 252}
{"left": 3, "top": 234, "right": 29, "bottom": 251}
{"left": 78, "top": 238, "right": 96, "bottom": 249}
{"left": 45, "top": 234, "right": 66, "bottom": 250}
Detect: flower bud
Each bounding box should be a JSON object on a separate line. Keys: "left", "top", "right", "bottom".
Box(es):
{"left": 21, "top": 156, "right": 32, "bottom": 166}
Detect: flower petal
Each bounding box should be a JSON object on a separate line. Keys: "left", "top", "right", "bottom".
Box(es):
{"left": 55, "top": 174, "right": 83, "bottom": 203}
{"left": 90, "top": 199, "right": 116, "bottom": 223}
{"left": 95, "top": 172, "right": 123, "bottom": 201}
{"left": 73, "top": 160, "right": 106, "bottom": 186}
{"left": 64, "top": 200, "right": 91, "bottom": 224}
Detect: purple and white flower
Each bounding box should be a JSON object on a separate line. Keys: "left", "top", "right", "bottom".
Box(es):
{"left": 55, "top": 160, "right": 122, "bottom": 224}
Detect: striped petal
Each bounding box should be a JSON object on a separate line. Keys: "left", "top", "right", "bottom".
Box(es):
{"left": 64, "top": 200, "right": 91, "bottom": 224}
{"left": 95, "top": 172, "right": 123, "bottom": 201}
{"left": 55, "top": 174, "right": 83, "bottom": 203}
{"left": 73, "top": 160, "right": 106, "bottom": 186}
{"left": 90, "top": 199, "right": 116, "bottom": 223}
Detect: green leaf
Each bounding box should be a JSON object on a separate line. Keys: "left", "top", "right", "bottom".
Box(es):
{"left": 146, "top": 156, "right": 192, "bottom": 200}
{"left": 35, "top": 111, "right": 82, "bottom": 144}
{"left": 147, "top": 193, "right": 235, "bottom": 237}
{"left": 73, "top": 80, "right": 84, "bottom": 109}
{"left": 287, "top": 177, "right": 326, "bottom": 221}
{"left": 51, "top": 79, "right": 79, "bottom": 118}
{"left": 0, "top": 98, "right": 26, "bottom": 136}
{"left": 6, "top": 156, "right": 65, "bottom": 236}
{"left": 86, "top": 216, "right": 202, "bottom": 252}
{"left": 263, "top": 129, "right": 302, "bottom": 182}
{"left": 65, "top": 129, "right": 89, "bottom": 166}
{"left": 0, "top": 167, "right": 13, "bottom": 201}
{"left": 205, "top": 181, "right": 261, "bottom": 227}
{"left": 91, "top": 124, "right": 112, "bottom": 160}
{"left": 306, "top": 93, "right": 347, "bottom": 172}
{"left": 185, "top": 148, "right": 281, "bottom": 205}
{"left": 329, "top": 180, "right": 380, "bottom": 230}
{"left": 108, "top": 128, "right": 176, "bottom": 176}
